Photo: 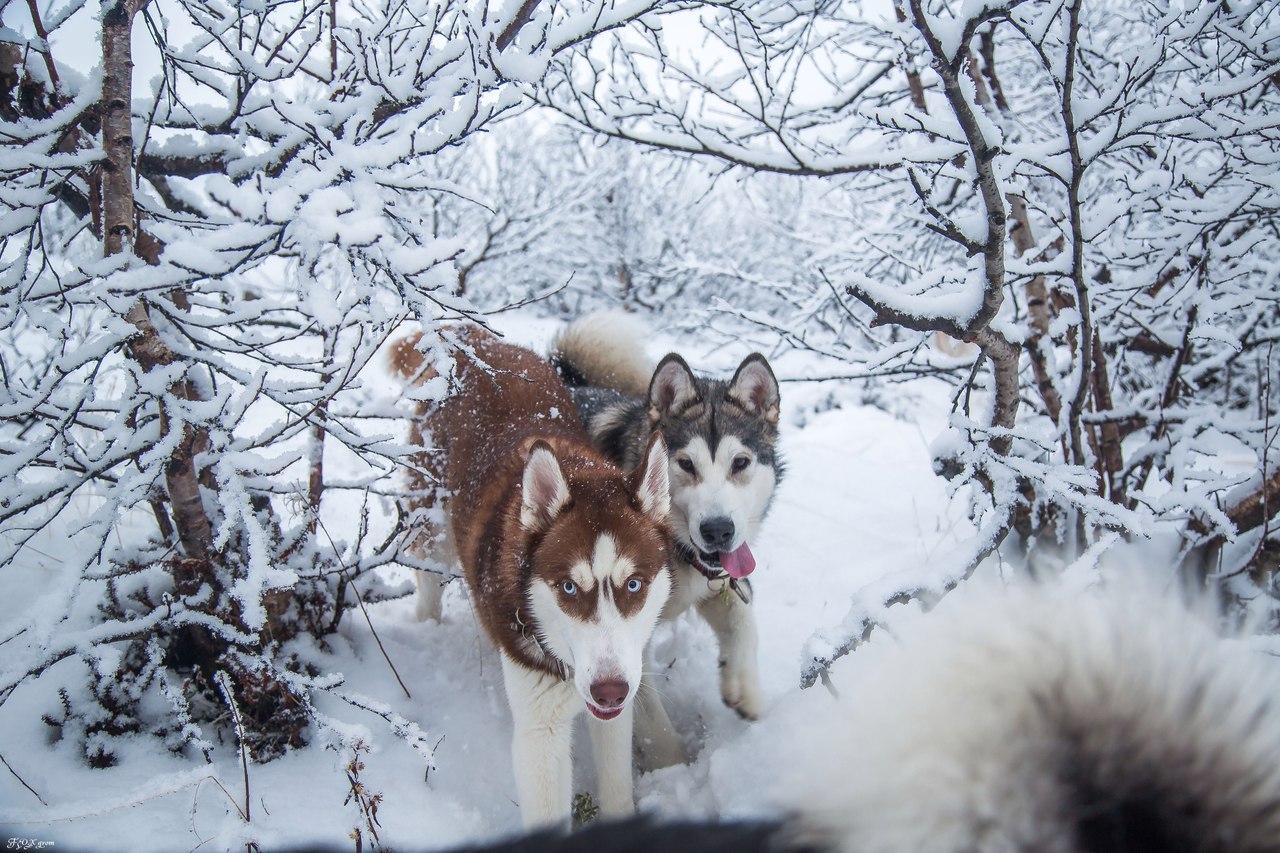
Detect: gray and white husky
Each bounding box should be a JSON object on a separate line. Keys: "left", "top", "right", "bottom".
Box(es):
{"left": 551, "top": 313, "right": 782, "bottom": 760}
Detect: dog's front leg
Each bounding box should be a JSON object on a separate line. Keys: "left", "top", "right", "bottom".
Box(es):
{"left": 413, "top": 571, "right": 446, "bottom": 622}
{"left": 697, "top": 590, "right": 764, "bottom": 720}
{"left": 588, "top": 703, "right": 636, "bottom": 818}
{"left": 501, "top": 655, "right": 580, "bottom": 830}
{"left": 633, "top": 670, "right": 685, "bottom": 771}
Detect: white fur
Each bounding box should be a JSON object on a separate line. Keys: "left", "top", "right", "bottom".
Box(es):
{"left": 507, "top": 532, "right": 672, "bottom": 828}
{"left": 789, "top": 583, "right": 1280, "bottom": 852}
{"left": 411, "top": 509, "right": 458, "bottom": 622}
{"left": 500, "top": 654, "right": 581, "bottom": 829}
{"left": 636, "top": 560, "right": 766, "bottom": 742}
{"left": 529, "top": 533, "right": 672, "bottom": 714}
{"left": 669, "top": 435, "right": 776, "bottom": 556}
{"left": 631, "top": 435, "right": 778, "bottom": 734}
{"left": 413, "top": 570, "right": 447, "bottom": 622}
{"left": 697, "top": 589, "right": 762, "bottom": 721}
{"left": 587, "top": 700, "right": 638, "bottom": 818}
{"left": 502, "top": 659, "right": 637, "bottom": 829}
{"left": 632, "top": 670, "right": 685, "bottom": 771}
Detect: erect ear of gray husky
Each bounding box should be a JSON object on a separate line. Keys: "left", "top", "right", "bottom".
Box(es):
{"left": 647, "top": 354, "right": 700, "bottom": 424}
{"left": 727, "top": 354, "right": 780, "bottom": 425}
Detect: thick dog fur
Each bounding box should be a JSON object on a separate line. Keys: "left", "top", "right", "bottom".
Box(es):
{"left": 782, "top": 582, "right": 1280, "bottom": 852}
{"left": 550, "top": 314, "right": 781, "bottom": 752}
{"left": 548, "top": 311, "right": 653, "bottom": 398}
{"left": 281, "top": 582, "right": 1280, "bottom": 852}
{"left": 390, "top": 326, "right": 673, "bottom": 829}
{"left": 518, "top": 586, "right": 1280, "bottom": 853}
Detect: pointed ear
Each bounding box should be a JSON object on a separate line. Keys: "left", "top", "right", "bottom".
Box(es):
{"left": 520, "top": 442, "right": 570, "bottom": 532}
{"left": 727, "top": 354, "right": 780, "bottom": 425}
{"left": 647, "top": 354, "right": 698, "bottom": 424}
{"left": 633, "top": 431, "right": 670, "bottom": 522}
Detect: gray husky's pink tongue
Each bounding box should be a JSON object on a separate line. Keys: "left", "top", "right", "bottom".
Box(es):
{"left": 719, "top": 543, "right": 755, "bottom": 579}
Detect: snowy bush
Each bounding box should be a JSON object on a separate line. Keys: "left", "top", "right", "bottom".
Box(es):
{"left": 0, "top": 0, "right": 695, "bottom": 765}
{"left": 532, "top": 0, "right": 1280, "bottom": 678}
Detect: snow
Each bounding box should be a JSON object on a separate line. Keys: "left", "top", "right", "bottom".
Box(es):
{"left": 0, "top": 314, "right": 969, "bottom": 851}
{"left": 844, "top": 262, "right": 986, "bottom": 330}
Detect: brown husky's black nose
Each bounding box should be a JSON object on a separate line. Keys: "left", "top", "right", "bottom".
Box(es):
{"left": 699, "top": 517, "right": 735, "bottom": 550}
{"left": 590, "top": 678, "right": 629, "bottom": 709}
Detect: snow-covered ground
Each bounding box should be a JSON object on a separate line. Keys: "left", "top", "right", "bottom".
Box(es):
{"left": 0, "top": 314, "right": 973, "bottom": 851}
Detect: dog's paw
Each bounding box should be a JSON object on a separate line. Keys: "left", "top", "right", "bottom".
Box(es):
{"left": 719, "top": 667, "right": 764, "bottom": 721}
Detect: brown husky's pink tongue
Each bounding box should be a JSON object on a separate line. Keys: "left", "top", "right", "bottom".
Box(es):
{"left": 719, "top": 543, "right": 756, "bottom": 579}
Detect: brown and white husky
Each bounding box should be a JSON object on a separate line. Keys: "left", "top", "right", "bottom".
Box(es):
{"left": 550, "top": 313, "right": 781, "bottom": 767}
{"left": 389, "top": 326, "right": 672, "bottom": 830}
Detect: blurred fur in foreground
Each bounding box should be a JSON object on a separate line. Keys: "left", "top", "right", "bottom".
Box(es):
{"left": 786, "top": 582, "right": 1280, "bottom": 853}
{"left": 282, "top": 582, "right": 1280, "bottom": 852}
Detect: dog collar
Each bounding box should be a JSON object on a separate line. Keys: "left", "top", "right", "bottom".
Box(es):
{"left": 513, "top": 609, "right": 569, "bottom": 681}
{"left": 675, "top": 542, "right": 752, "bottom": 605}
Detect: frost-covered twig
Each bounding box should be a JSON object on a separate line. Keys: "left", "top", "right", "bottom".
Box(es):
{"left": 312, "top": 509, "right": 413, "bottom": 700}
{"left": 0, "top": 770, "right": 249, "bottom": 827}
{"left": 273, "top": 667, "right": 438, "bottom": 769}
{"left": 801, "top": 511, "right": 1012, "bottom": 688}
{"left": 343, "top": 741, "right": 384, "bottom": 853}
{"left": 215, "top": 670, "right": 252, "bottom": 824}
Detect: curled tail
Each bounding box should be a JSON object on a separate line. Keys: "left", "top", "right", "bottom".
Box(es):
{"left": 549, "top": 311, "right": 654, "bottom": 397}
{"left": 790, "top": 584, "right": 1280, "bottom": 853}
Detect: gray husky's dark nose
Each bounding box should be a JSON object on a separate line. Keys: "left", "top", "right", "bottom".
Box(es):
{"left": 590, "top": 678, "right": 629, "bottom": 709}
{"left": 699, "top": 517, "right": 736, "bottom": 550}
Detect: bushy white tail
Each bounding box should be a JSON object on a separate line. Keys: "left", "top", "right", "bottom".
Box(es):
{"left": 549, "top": 311, "right": 654, "bottom": 398}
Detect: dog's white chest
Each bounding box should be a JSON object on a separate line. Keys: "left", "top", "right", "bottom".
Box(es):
{"left": 660, "top": 560, "right": 730, "bottom": 620}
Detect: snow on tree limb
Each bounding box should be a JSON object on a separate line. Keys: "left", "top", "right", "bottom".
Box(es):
{"left": 535, "top": 0, "right": 1278, "bottom": 680}
{"left": 0, "top": 0, "right": 693, "bottom": 762}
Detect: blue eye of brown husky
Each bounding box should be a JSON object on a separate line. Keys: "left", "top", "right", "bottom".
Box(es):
{"left": 626, "top": 578, "right": 643, "bottom": 593}
{"left": 562, "top": 581, "right": 577, "bottom": 596}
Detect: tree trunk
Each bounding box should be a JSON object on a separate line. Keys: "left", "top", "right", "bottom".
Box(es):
{"left": 103, "top": 0, "right": 215, "bottom": 561}
{"left": 1008, "top": 195, "right": 1065, "bottom": 424}
{"left": 1089, "top": 338, "right": 1126, "bottom": 506}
